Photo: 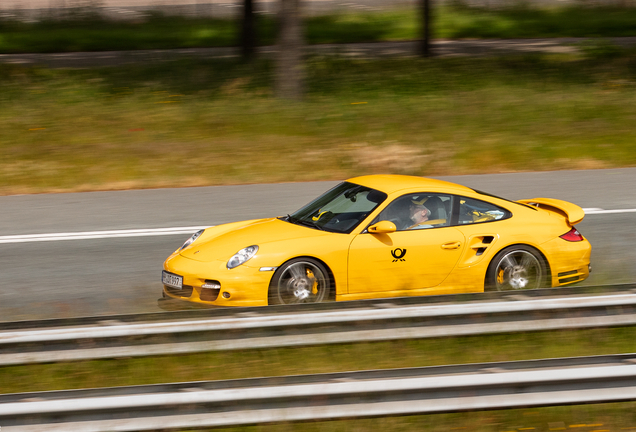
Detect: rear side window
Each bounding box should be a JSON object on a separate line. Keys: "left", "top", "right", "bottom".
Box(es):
{"left": 457, "top": 197, "right": 511, "bottom": 225}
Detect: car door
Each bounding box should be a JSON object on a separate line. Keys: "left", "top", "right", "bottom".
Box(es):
{"left": 450, "top": 195, "right": 513, "bottom": 269}
{"left": 347, "top": 193, "right": 466, "bottom": 294}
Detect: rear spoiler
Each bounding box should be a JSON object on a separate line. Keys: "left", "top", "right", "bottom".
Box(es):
{"left": 517, "top": 198, "right": 585, "bottom": 225}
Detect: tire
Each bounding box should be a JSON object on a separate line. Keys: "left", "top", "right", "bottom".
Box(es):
{"left": 269, "top": 258, "right": 331, "bottom": 305}
{"left": 486, "top": 245, "right": 548, "bottom": 291}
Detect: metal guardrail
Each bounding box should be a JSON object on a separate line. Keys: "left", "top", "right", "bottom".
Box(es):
{"left": 2, "top": 353, "right": 636, "bottom": 431}
{"left": 1, "top": 284, "right": 636, "bottom": 366}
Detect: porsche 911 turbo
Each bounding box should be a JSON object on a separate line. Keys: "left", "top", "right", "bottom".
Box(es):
{"left": 162, "top": 175, "right": 591, "bottom": 306}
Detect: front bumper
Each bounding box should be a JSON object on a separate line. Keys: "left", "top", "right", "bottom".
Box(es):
{"left": 162, "top": 253, "right": 272, "bottom": 307}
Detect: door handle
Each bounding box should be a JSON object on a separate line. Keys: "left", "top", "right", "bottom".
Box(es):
{"left": 441, "top": 241, "right": 461, "bottom": 250}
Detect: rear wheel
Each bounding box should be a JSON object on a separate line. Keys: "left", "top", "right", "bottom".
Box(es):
{"left": 269, "top": 258, "right": 331, "bottom": 305}
{"left": 486, "top": 245, "right": 547, "bottom": 291}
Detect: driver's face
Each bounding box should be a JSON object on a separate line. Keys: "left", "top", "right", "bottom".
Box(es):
{"left": 410, "top": 204, "right": 430, "bottom": 222}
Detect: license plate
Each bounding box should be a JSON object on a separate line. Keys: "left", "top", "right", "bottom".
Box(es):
{"left": 162, "top": 271, "right": 183, "bottom": 289}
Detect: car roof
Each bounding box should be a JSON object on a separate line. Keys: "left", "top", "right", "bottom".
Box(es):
{"left": 347, "top": 174, "right": 475, "bottom": 195}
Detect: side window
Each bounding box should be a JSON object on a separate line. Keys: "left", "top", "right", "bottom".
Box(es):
{"left": 457, "top": 197, "right": 511, "bottom": 225}
{"left": 373, "top": 193, "right": 452, "bottom": 231}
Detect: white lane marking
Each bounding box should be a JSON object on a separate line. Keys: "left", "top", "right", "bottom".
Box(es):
{"left": 583, "top": 208, "right": 636, "bottom": 214}
{"left": 0, "top": 226, "right": 209, "bottom": 244}
{"left": 0, "top": 207, "right": 633, "bottom": 244}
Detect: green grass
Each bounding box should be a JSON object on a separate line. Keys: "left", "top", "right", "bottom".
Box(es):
{"left": 0, "top": 14, "right": 241, "bottom": 53}
{"left": 194, "top": 404, "right": 636, "bottom": 432}
{"left": 2, "top": 327, "right": 636, "bottom": 430}
{"left": 437, "top": 4, "right": 636, "bottom": 39}
{"left": 2, "top": 50, "right": 636, "bottom": 194}
{"left": 2, "top": 5, "right": 636, "bottom": 53}
{"left": 202, "top": 404, "right": 636, "bottom": 432}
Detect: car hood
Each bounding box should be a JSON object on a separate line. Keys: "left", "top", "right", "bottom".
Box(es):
{"left": 180, "top": 217, "right": 331, "bottom": 262}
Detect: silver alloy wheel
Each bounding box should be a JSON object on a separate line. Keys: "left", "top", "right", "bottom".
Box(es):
{"left": 494, "top": 250, "right": 543, "bottom": 291}
{"left": 274, "top": 260, "right": 329, "bottom": 304}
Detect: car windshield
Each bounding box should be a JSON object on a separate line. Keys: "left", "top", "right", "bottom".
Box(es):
{"left": 285, "top": 182, "right": 387, "bottom": 233}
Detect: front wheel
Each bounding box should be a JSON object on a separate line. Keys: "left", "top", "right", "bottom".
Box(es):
{"left": 486, "top": 245, "right": 547, "bottom": 291}
{"left": 269, "top": 258, "right": 331, "bottom": 305}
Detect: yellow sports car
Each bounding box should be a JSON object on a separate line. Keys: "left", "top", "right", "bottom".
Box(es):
{"left": 162, "top": 175, "right": 591, "bottom": 307}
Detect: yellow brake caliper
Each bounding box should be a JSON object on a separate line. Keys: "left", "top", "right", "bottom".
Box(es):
{"left": 497, "top": 268, "right": 505, "bottom": 284}
{"left": 306, "top": 269, "right": 318, "bottom": 295}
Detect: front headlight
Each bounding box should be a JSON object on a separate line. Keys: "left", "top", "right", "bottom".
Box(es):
{"left": 227, "top": 245, "right": 259, "bottom": 269}
{"left": 179, "top": 229, "right": 204, "bottom": 251}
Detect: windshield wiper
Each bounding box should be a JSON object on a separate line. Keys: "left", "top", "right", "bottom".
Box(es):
{"left": 282, "top": 214, "right": 325, "bottom": 231}
{"left": 295, "top": 219, "right": 325, "bottom": 231}
{"left": 282, "top": 214, "right": 297, "bottom": 223}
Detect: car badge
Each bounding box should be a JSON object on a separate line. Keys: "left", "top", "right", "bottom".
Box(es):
{"left": 391, "top": 248, "right": 407, "bottom": 262}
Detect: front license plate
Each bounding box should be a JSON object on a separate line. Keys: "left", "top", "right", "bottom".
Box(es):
{"left": 162, "top": 271, "right": 183, "bottom": 289}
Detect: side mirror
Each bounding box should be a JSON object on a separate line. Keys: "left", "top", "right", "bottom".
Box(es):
{"left": 368, "top": 220, "right": 397, "bottom": 234}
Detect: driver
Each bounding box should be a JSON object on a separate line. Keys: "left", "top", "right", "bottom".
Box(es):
{"left": 408, "top": 199, "right": 431, "bottom": 229}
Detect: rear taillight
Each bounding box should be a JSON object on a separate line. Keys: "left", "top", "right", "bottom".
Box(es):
{"left": 560, "top": 227, "right": 584, "bottom": 242}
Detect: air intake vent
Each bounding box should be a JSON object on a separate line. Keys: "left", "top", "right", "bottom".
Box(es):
{"left": 165, "top": 285, "right": 194, "bottom": 298}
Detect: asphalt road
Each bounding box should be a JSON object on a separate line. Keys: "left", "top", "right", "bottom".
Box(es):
{"left": 1, "top": 168, "right": 635, "bottom": 322}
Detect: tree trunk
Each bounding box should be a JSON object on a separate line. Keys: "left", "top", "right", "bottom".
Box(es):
{"left": 420, "top": 0, "right": 432, "bottom": 57}
{"left": 275, "top": 0, "right": 304, "bottom": 100}
{"left": 241, "top": 0, "right": 256, "bottom": 60}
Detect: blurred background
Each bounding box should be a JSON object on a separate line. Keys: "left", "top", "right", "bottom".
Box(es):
{"left": 2, "top": 0, "right": 636, "bottom": 430}
{"left": 3, "top": 0, "right": 412, "bottom": 19}
{"left": 5, "top": 0, "right": 636, "bottom": 20}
